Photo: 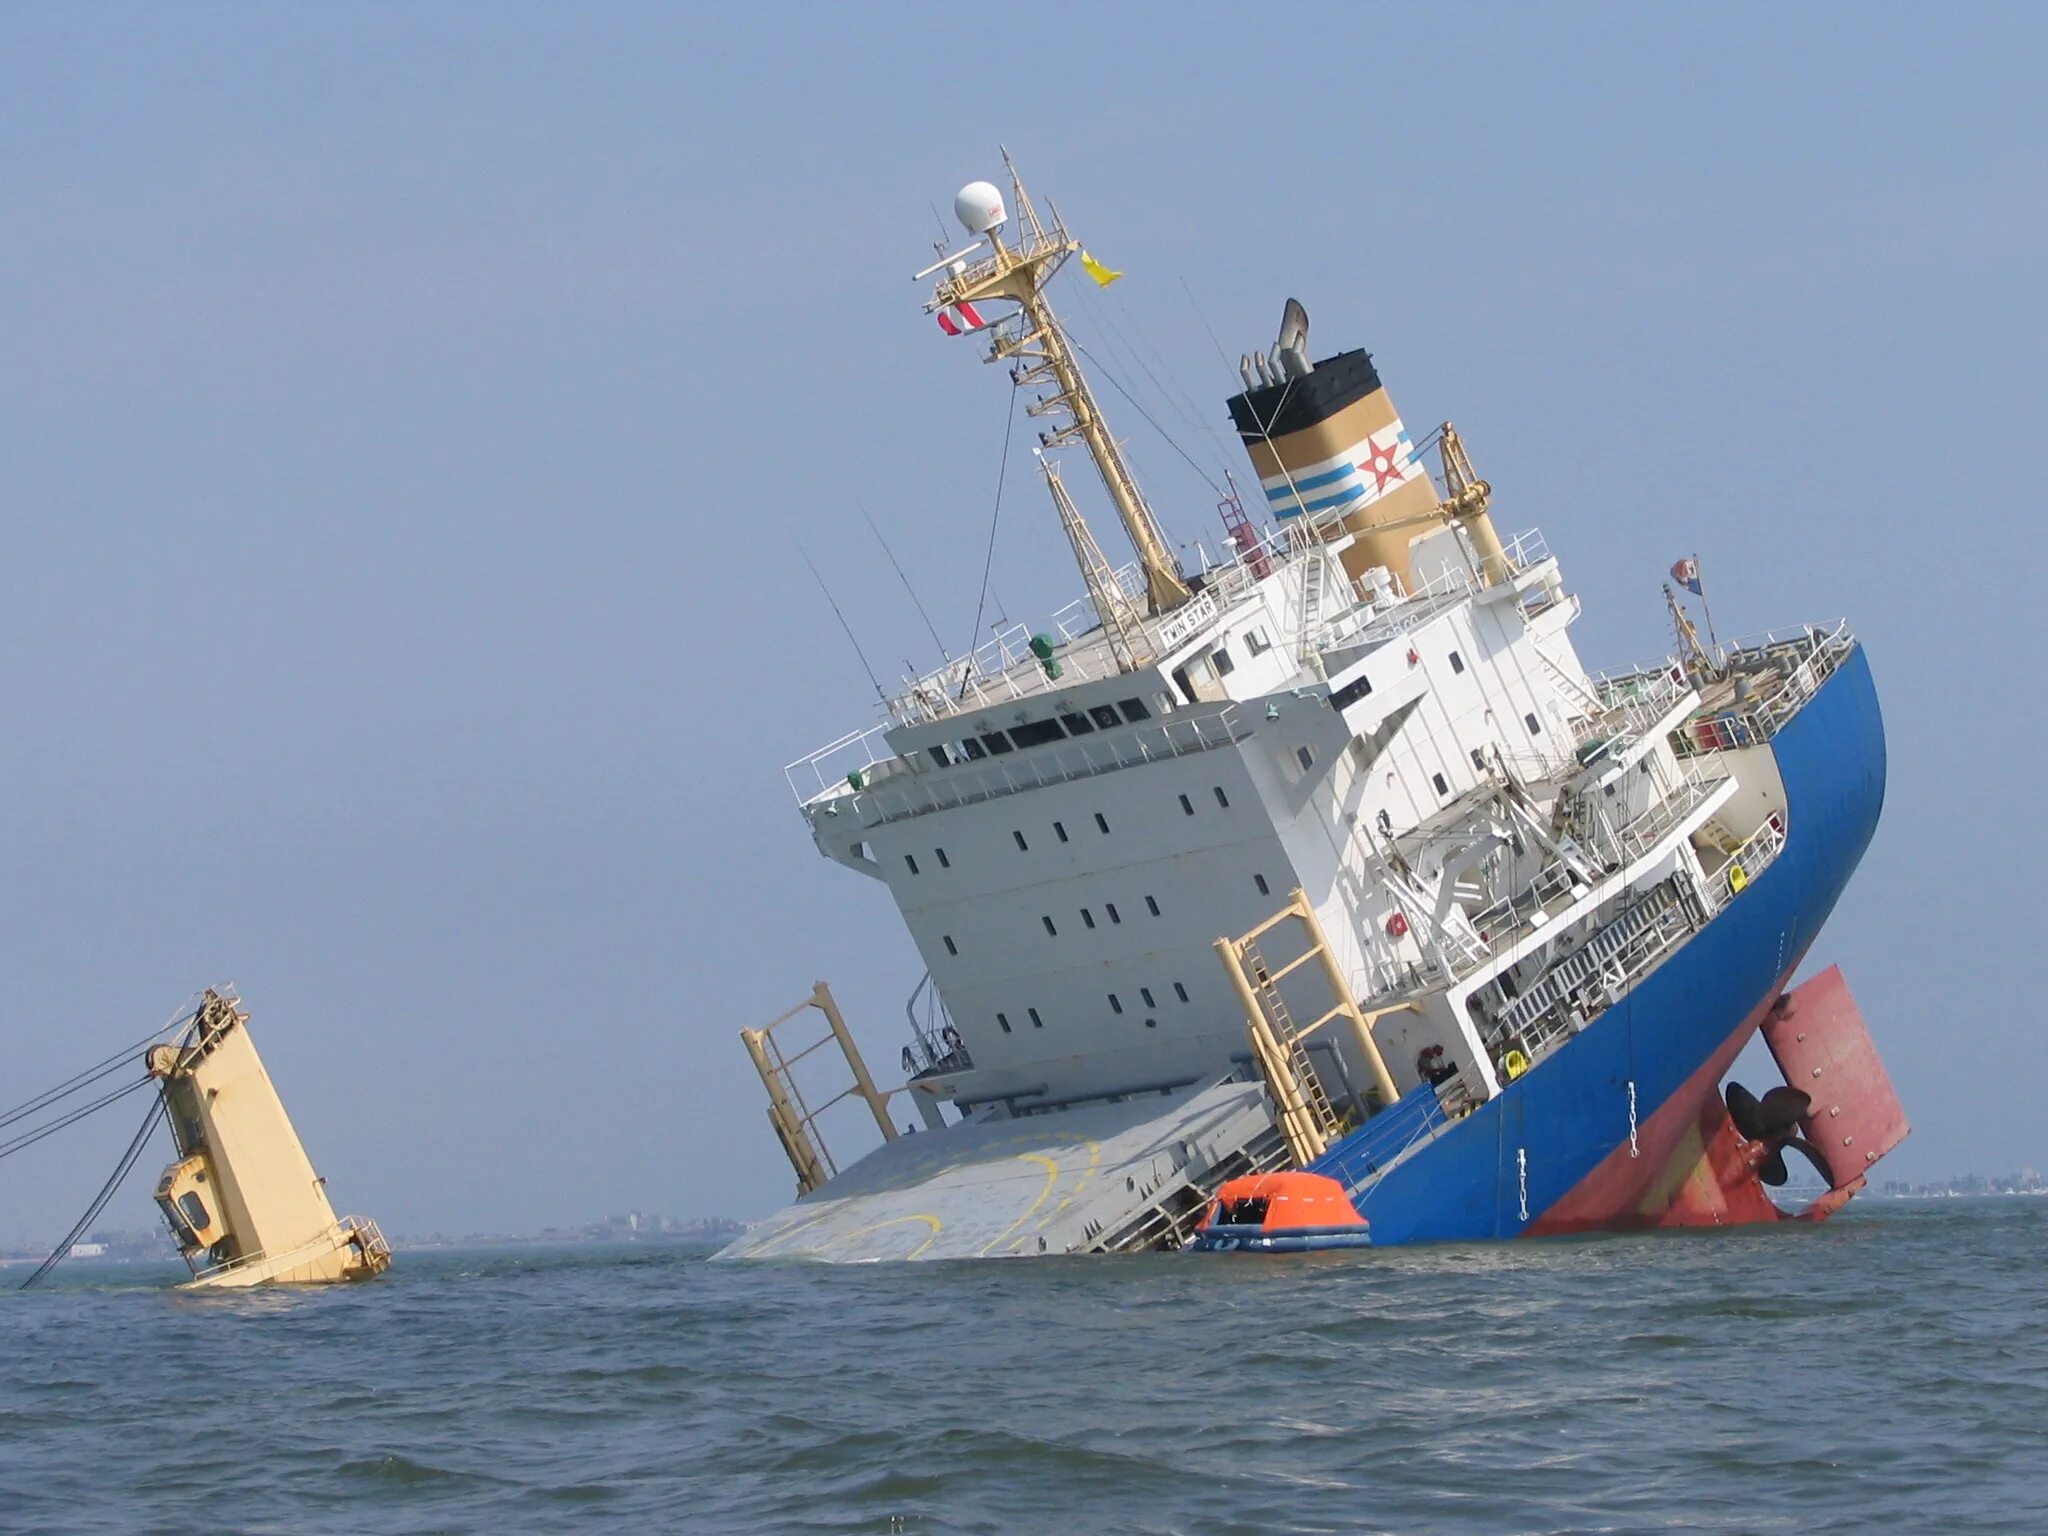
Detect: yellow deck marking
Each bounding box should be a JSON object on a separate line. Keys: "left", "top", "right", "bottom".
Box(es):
{"left": 977, "top": 1154, "right": 1062, "bottom": 1257}
{"left": 818, "top": 1213, "right": 943, "bottom": 1260}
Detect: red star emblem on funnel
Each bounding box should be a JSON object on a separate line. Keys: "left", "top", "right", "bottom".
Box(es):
{"left": 1359, "top": 432, "right": 1405, "bottom": 493}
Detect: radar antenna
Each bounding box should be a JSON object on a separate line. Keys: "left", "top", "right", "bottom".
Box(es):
{"left": 926, "top": 152, "right": 1192, "bottom": 616}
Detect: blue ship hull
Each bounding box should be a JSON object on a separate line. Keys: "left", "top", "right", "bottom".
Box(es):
{"left": 1309, "top": 644, "right": 1887, "bottom": 1242}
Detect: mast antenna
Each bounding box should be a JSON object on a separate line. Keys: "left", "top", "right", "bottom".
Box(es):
{"left": 858, "top": 499, "right": 949, "bottom": 661}
{"left": 924, "top": 153, "right": 1192, "bottom": 616}
{"left": 797, "top": 542, "right": 888, "bottom": 707}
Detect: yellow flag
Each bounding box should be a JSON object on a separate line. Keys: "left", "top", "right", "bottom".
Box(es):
{"left": 1080, "top": 249, "right": 1124, "bottom": 287}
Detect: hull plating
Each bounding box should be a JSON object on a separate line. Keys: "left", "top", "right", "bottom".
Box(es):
{"left": 1312, "top": 644, "right": 1887, "bottom": 1243}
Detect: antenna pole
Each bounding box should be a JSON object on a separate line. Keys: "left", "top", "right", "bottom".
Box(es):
{"left": 930, "top": 161, "right": 1192, "bottom": 615}
{"left": 1039, "top": 454, "right": 1154, "bottom": 673}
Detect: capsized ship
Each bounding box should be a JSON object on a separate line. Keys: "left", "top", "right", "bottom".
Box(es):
{"left": 718, "top": 159, "right": 1904, "bottom": 1262}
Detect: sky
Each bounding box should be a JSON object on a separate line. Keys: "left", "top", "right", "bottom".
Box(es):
{"left": 2, "top": 4, "right": 2042, "bottom": 1245}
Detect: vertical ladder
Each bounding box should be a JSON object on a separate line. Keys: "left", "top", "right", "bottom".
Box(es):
{"left": 740, "top": 982, "right": 899, "bottom": 1197}
{"left": 1297, "top": 551, "right": 1329, "bottom": 662}
{"left": 1215, "top": 892, "right": 1404, "bottom": 1168}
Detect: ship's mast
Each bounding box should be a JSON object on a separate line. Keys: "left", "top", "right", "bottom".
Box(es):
{"left": 1038, "top": 452, "right": 1155, "bottom": 671}
{"left": 930, "top": 153, "right": 1192, "bottom": 618}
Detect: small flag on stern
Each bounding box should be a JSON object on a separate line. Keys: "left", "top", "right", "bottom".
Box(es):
{"left": 1671, "top": 556, "right": 1703, "bottom": 596}
{"left": 1079, "top": 250, "right": 1123, "bottom": 287}
{"left": 936, "top": 301, "right": 988, "bottom": 336}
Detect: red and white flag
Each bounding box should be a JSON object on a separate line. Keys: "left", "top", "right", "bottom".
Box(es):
{"left": 935, "top": 300, "right": 988, "bottom": 336}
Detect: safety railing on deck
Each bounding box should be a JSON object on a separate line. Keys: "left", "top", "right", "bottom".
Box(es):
{"left": 863, "top": 704, "right": 1249, "bottom": 825}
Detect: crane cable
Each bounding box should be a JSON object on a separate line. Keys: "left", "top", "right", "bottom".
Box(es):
{"left": 0, "top": 1075, "right": 159, "bottom": 1163}
{"left": 18, "top": 1091, "right": 168, "bottom": 1291}
{"left": 0, "top": 1000, "right": 199, "bottom": 1133}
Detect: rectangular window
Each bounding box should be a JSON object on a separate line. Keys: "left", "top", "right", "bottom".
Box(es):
{"left": 1106, "top": 903, "right": 1121, "bottom": 924}
{"left": 1245, "top": 627, "right": 1271, "bottom": 655}
{"left": 905, "top": 854, "right": 919, "bottom": 875}
{"left": 1296, "top": 746, "right": 1315, "bottom": 772}
{"left": 1213, "top": 786, "right": 1229, "bottom": 809}
{"left": 959, "top": 736, "right": 987, "bottom": 760}
{"left": 1060, "top": 711, "right": 1096, "bottom": 735}
{"left": 1055, "top": 821, "right": 1069, "bottom": 843}
{"left": 1013, "top": 830, "right": 1029, "bottom": 852}
{"left": 1449, "top": 650, "right": 1465, "bottom": 674}
{"left": 1117, "top": 697, "right": 1152, "bottom": 722}
{"left": 1042, "top": 915, "right": 1057, "bottom": 936}
{"left": 1174, "top": 981, "right": 1189, "bottom": 1002}
{"left": 1145, "top": 895, "right": 1160, "bottom": 916}
{"left": 1178, "top": 793, "right": 1194, "bottom": 816}
{"left": 1254, "top": 873, "right": 1270, "bottom": 896}
{"left": 1433, "top": 772, "right": 1449, "bottom": 796}
{"left": 1082, "top": 908, "right": 1096, "bottom": 929}
{"left": 1009, "top": 718, "right": 1066, "bottom": 749}
{"left": 1470, "top": 748, "right": 1488, "bottom": 772}
{"left": 936, "top": 847, "right": 950, "bottom": 868}
{"left": 1094, "top": 812, "right": 1110, "bottom": 834}
{"left": 1525, "top": 712, "right": 1543, "bottom": 736}
{"left": 928, "top": 746, "right": 953, "bottom": 769}
{"left": 997, "top": 1012, "right": 1012, "bottom": 1034}
{"left": 1108, "top": 993, "right": 1124, "bottom": 1014}
{"left": 1089, "top": 704, "right": 1122, "bottom": 730}
{"left": 1212, "top": 645, "right": 1235, "bottom": 676}
{"left": 1140, "top": 987, "right": 1155, "bottom": 1007}
{"left": 1028, "top": 1007, "right": 1043, "bottom": 1029}
{"left": 942, "top": 935, "right": 957, "bottom": 956}
{"left": 1330, "top": 672, "right": 1373, "bottom": 710}
{"left": 979, "top": 732, "right": 1016, "bottom": 756}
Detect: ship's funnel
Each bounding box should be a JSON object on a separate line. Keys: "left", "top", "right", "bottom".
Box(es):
{"left": 1226, "top": 347, "right": 1439, "bottom": 591}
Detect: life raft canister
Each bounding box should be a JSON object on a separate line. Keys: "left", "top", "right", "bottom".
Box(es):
{"left": 1502, "top": 1048, "right": 1531, "bottom": 1080}
{"left": 1728, "top": 863, "right": 1748, "bottom": 893}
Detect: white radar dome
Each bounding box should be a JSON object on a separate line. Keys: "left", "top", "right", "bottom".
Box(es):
{"left": 954, "top": 180, "right": 1008, "bottom": 235}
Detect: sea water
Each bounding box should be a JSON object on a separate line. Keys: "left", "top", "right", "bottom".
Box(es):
{"left": 3, "top": 1200, "right": 2041, "bottom": 1534}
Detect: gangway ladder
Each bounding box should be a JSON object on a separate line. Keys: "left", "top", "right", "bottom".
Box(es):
{"left": 740, "top": 982, "right": 899, "bottom": 1198}
{"left": 1297, "top": 546, "right": 1330, "bottom": 662}
{"left": 1215, "top": 890, "right": 1404, "bottom": 1168}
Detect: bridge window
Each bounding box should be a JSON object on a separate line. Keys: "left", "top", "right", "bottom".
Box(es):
{"left": 1009, "top": 718, "right": 1066, "bottom": 749}
{"left": 1089, "top": 704, "right": 1122, "bottom": 730}
{"left": 1013, "top": 830, "right": 1029, "bottom": 852}
{"left": 942, "top": 935, "right": 957, "bottom": 956}
{"left": 1109, "top": 993, "right": 1124, "bottom": 1014}
{"left": 1213, "top": 786, "right": 1229, "bottom": 808}
{"left": 979, "top": 732, "right": 1015, "bottom": 756}
{"left": 1061, "top": 711, "right": 1096, "bottom": 735}
{"left": 928, "top": 746, "right": 951, "bottom": 769}
{"left": 1117, "top": 697, "right": 1152, "bottom": 723}
{"left": 959, "top": 736, "right": 987, "bottom": 760}
{"left": 1042, "top": 915, "right": 1057, "bottom": 936}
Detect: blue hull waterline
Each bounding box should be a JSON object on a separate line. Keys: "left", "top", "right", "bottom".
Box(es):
{"left": 1309, "top": 645, "right": 1887, "bottom": 1243}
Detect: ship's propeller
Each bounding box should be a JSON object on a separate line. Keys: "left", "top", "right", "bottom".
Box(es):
{"left": 1725, "top": 1082, "right": 1835, "bottom": 1188}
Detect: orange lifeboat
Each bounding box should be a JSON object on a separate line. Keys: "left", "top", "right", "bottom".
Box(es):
{"left": 1188, "top": 1171, "right": 1372, "bottom": 1252}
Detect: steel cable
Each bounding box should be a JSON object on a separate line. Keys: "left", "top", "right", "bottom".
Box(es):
{"left": 19, "top": 1091, "right": 167, "bottom": 1290}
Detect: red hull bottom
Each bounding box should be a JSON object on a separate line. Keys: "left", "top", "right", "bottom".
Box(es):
{"left": 1527, "top": 966, "right": 1907, "bottom": 1236}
